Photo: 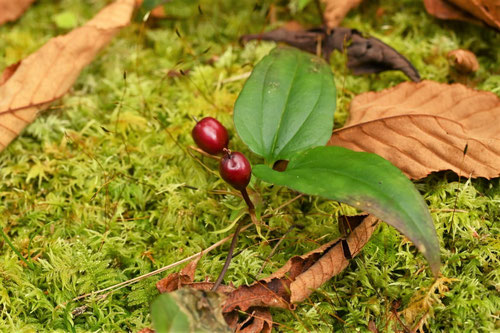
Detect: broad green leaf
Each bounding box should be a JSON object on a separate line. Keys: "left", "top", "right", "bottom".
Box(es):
{"left": 151, "top": 293, "right": 190, "bottom": 333}
{"left": 234, "top": 47, "right": 336, "bottom": 164}
{"left": 253, "top": 146, "right": 440, "bottom": 275}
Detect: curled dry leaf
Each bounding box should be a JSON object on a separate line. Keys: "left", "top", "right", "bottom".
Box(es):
{"left": 223, "top": 215, "right": 379, "bottom": 312}
{"left": 241, "top": 27, "right": 420, "bottom": 82}
{"left": 0, "top": 0, "right": 35, "bottom": 25}
{"left": 423, "top": 0, "right": 500, "bottom": 30}
{"left": 329, "top": 80, "right": 500, "bottom": 179}
{"left": 321, "top": 0, "right": 363, "bottom": 29}
{"left": 236, "top": 307, "right": 272, "bottom": 333}
{"left": 447, "top": 49, "right": 479, "bottom": 73}
{"left": 0, "top": 0, "right": 135, "bottom": 152}
{"left": 156, "top": 256, "right": 201, "bottom": 293}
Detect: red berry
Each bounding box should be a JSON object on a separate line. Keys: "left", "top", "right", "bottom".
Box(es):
{"left": 192, "top": 117, "right": 229, "bottom": 155}
{"left": 219, "top": 151, "right": 251, "bottom": 190}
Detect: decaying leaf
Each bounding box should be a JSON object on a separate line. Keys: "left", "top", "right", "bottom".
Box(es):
{"left": 241, "top": 27, "right": 420, "bottom": 82}
{"left": 153, "top": 289, "right": 232, "bottom": 333}
{"left": 447, "top": 49, "right": 479, "bottom": 73}
{"left": 0, "top": 0, "right": 35, "bottom": 25}
{"left": 321, "top": 0, "right": 363, "bottom": 29}
{"left": 423, "top": 0, "right": 500, "bottom": 30}
{"left": 223, "top": 215, "right": 379, "bottom": 312}
{"left": 329, "top": 80, "right": 500, "bottom": 179}
{"left": 236, "top": 307, "right": 272, "bottom": 333}
{"left": 0, "top": 0, "right": 135, "bottom": 152}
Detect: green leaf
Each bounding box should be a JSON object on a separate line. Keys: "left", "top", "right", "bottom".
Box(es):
{"left": 253, "top": 146, "right": 440, "bottom": 275}
{"left": 234, "top": 47, "right": 336, "bottom": 164}
{"left": 151, "top": 294, "right": 190, "bottom": 333}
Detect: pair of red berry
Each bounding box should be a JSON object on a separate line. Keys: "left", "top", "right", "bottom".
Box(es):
{"left": 192, "top": 117, "right": 251, "bottom": 191}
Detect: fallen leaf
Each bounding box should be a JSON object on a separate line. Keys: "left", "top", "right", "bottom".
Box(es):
{"left": 321, "top": 0, "right": 363, "bottom": 29}
{"left": 223, "top": 215, "right": 379, "bottom": 312}
{"left": 423, "top": 0, "right": 480, "bottom": 24}
{"left": 0, "top": 0, "right": 135, "bottom": 152}
{"left": 329, "top": 80, "right": 500, "bottom": 179}
{"left": 449, "top": 0, "right": 500, "bottom": 30}
{"left": 238, "top": 307, "right": 272, "bottom": 333}
{"left": 447, "top": 49, "right": 479, "bottom": 73}
{"left": 156, "top": 256, "right": 201, "bottom": 293}
{"left": 241, "top": 27, "right": 420, "bottom": 82}
{"left": 423, "top": 0, "right": 500, "bottom": 30}
{"left": 0, "top": 0, "right": 35, "bottom": 25}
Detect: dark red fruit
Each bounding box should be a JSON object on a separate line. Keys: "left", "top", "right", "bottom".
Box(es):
{"left": 191, "top": 117, "right": 229, "bottom": 155}
{"left": 219, "top": 151, "right": 251, "bottom": 190}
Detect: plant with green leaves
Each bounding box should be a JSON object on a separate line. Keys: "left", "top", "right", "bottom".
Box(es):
{"left": 235, "top": 46, "right": 440, "bottom": 275}
{"left": 152, "top": 46, "right": 441, "bottom": 332}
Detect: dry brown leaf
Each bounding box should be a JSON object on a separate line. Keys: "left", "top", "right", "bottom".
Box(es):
{"left": 156, "top": 256, "right": 201, "bottom": 293}
{"left": 223, "top": 215, "right": 379, "bottom": 311}
{"left": 329, "top": 80, "right": 500, "bottom": 179}
{"left": 449, "top": 0, "right": 500, "bottom": 30}
{"left": 0, "top": 0, "right": 135, "bottom": 152}
{"left": 423, "top": 0, "right": 481, "bottom": 23}
{"left": 447, "top": 49, "right": 479, "bottom": 73}
{"left": 237, "top": 307, "right": 272, "bottom": 333}
{"left": 241, "top": 27, "right": 421, "bottom": 81}
{"left": 0, "top": 0, "right": 35, "bottom": 25}
{"left": 321, "top": 0, "right": 363, "bottom": 29}
{"left": 423, "top": 0, "right": 500, "bottom": 30}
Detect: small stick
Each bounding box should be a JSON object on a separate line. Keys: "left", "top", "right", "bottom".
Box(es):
{"left": 212, "top": 187, "right": 256, "bottom": 291}
{"left": 211, "top": 218, "right": 246, "bottom": 291}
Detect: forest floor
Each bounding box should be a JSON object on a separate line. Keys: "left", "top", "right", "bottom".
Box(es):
{"left": 0, "top": 0, "right": 499, "bottom": 332}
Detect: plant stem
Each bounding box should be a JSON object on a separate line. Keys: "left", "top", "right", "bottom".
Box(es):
{"left": 211, "top": 218, "right": 245, "bottom": 291}
{"left": 0, "top": 227, "right": 35, "bottom": 270}
{"left": 241, "top": 187, "right": 259, "bottom": 226}
{"left": 212, "top": 188, "right": 256, "bottom": 291}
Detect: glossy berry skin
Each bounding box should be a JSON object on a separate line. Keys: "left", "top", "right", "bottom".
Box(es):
{"left": 192, "top": 117, "right": 229, "bottom": 155}
{"left": 219, "top": 152, "right": 252, "bottom": 190}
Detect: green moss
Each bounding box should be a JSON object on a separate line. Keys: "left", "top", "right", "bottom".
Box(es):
{"left": 0, "top": 0, "right": 499, "bottom": 331}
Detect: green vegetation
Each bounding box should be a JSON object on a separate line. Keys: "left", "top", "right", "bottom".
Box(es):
{"left": 0, "top": 0, "right": 499, "bottom": 331}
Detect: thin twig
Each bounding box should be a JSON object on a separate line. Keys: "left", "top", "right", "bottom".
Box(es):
{"left": 212, "top": 218, "right": 246, "bottom": 291}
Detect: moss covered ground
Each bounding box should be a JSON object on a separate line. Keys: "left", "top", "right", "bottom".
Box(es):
{"left": 0, "top": 0, "right": 499, "bottom": 331}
